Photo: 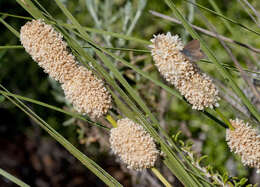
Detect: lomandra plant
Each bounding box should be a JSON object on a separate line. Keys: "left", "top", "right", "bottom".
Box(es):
{"left": 0, "top": 0, "right": 260, "bottom": 186}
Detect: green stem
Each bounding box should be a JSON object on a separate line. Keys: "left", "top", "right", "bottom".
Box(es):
{"left": 106, "top": 114, "right": 117, "bottom": 128}
{"left": 151, "top": 167, "right": 173, "bottom": 187}
{"left": 215, "top": 108, "right": 234, "bottom": 130}
{"left": 0, "top": 45, "right": 23, "bottom": 49}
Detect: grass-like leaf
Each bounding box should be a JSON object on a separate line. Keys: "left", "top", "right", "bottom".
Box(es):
{"left": 184, "top": 0, "right": 260, "bottom": 36}
{"left": 0, "top": 168, "right": 30, "bottom": 187}
{"left": 0, "top": 90, "right": 109, "bottom": 129}
{"left": 0, "top": 18, "right": 20, "bottom": 38}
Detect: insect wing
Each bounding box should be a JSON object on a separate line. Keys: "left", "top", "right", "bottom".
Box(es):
{"left": 181, "top": 40, "right": 205, "bottom": 62}
{"left": 183, "top": 39, "right": 200, "bottom": 51}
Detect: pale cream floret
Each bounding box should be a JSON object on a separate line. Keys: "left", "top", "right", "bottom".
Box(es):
{"left": 226, "top": 119, "right": 260, "bottom": 173}
{"left": 62, "top": 66, "right": 112, "bottom": 118}
{"left": 110, "top": 118, "right": 159, "bottom": 170}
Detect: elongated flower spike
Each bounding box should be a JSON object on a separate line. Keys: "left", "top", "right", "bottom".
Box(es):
{"left": 20, "top": 20, "right": 112, "bottom": 118}
{"left": 226, "top": 119, "right": 260, "bottom": 173}
{"left": 150, "top": 33, "right": 220, "bottom": 110}
{"left": 109, "top": 118, "right": 159, "bottom": 170}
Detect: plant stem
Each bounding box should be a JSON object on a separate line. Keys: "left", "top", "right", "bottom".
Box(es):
{"left": 106, "top": 115, "right": 117, "bottom": 128}
{"left": 151, "top": 167, "right": 173, "bottom": 187}
{"left": 214, "top": 108, "right": 234, "bottom": 130}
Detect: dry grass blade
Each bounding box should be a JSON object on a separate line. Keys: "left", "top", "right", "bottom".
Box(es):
{"left": 241, "top": 0, "right": 260, "bottom": 25}
{"left": 237, "top": 0, "right": 260, "bottom": 28}
{"left": 184, "top": 0, "right": 260, "bottom": 36}
{"left": 149, "top": 10, "right": 260, "bottom": 54}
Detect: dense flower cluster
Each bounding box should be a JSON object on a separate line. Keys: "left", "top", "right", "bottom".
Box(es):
{"left": 20, "top": 20, "right": 112, "bottom": 118}
{"left": 109, "top": 118, "right": 159, "bottom": 170}
{"left": 62, "top": 66, "right": 112, "bottom": 118}
{"left": 150, "top": 33, "right": 219, "bottom": 110}
{"left": 226, "top": 119, "right": 260, "bottom": 173}
{"left": 20, "top": 19, "right": 78, "bottom": 83}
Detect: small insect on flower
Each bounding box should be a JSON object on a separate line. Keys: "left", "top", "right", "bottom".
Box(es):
{"left": 180, "top": 40, "right": 205, "bottom": 62}
{"left": 150, "top": 33, "right": 219, "bottom": 110}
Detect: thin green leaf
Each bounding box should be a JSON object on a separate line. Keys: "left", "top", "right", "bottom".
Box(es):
{"left": 83, "top": 46, "right": 150, "bottom": 53}
{"left": 0, "top": 168, "right": 30, "bottom": 187}
{"left": 0, "top": 45, "right": 23, "bottom": 49}
{"left": 0, "top": 90, "right": 109, "bottom": 129}
{"left": 16, "top": 0, "right": 44, "bottom": 19}
{"left": 0, "top": 12, "right": 32, "bottom": 20}
{"left": 0, "top": 18, "right": 20, "bottom": 38}
{"left": 184, "top": 0, "right": 260, "bottom": 36}
{"left": 61, "top": 22, "right": 150, "bottom": 45}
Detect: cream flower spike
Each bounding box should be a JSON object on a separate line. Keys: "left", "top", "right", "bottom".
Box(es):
{"left": 109, "top": 118, "right": 159, "bottom": 170}
{"left": 150, "top": 33, "right": 220, "bottom": 110}
{"left": 20, "top": 19, "right": 78, "bottom": 83}
{"left": 20, "top": 20, "right": 112, "bottom": 118}
{"left": 226, "top": 119, "right": 260, "bottom": 173}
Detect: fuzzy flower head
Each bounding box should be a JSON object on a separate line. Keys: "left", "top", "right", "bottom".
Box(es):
{"left": 62, "top": 66, "right": 112, "bottom": 119}
{"left": 20, "top": 19, "right": 78, "bottom": 83}
{"left": 150, "top": 33, "right": 198, "bottom": 84}
{"left": 109, "top": 118, "right": 159, "bottom": 170}
{"left": 150, "top": 33, "right": 219, "bottom": 110}
{"left": 226, "top": 119, "right": 260, "bottom": 173}
{"left": 178, "top": 73, "right": 220, "bottom": 110}
{"left": 21, "top": 20, "right": 112, "bottom": 118}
